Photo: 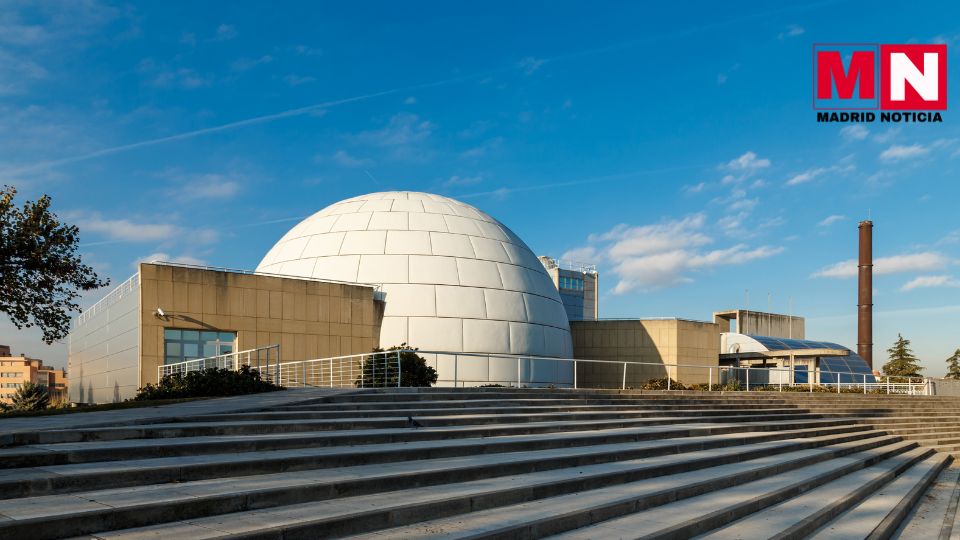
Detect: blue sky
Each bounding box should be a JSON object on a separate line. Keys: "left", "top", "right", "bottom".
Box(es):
{"left": 2, "top": 0, "right": 958, "bottom": 374}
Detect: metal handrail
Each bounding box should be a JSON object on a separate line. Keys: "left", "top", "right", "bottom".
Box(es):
{"left": 158, "top": 344, "right": 281, "bottom": 380}
{"left": 76, "top": 273, "right": 140, "bottom": 327}
{"left": 156, "top": 346, "right": 930, "bottom": 395}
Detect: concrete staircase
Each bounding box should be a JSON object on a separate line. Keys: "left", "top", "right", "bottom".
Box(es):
{"left": 0, "top": 389, "right": 959, "bottom": 539}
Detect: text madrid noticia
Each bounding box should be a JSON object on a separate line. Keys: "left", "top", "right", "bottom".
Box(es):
{"left": 813, "top": 43, "right": 946, "bottom": 123}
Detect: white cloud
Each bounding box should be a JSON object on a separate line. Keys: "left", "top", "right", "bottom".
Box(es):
{"left": 353, "top": 113, "right": 433, "bottom": 148}
{"left": 901, "top": 275, "right": 960, "bottom": 291}
{"left": 134, "top": 252, "right": 206, "bottom": 268}
{"left": 872, "top": 128, "right": 900, "bottom": 144}
{"left": 519, "top": 56, "right": 545, "bottom": 75}
{"left": 818, "top": 214, "right": 846, "bottom": 227}
{"left": 443, "top": 175, "right": 482, "bottom": 187}
{"left": 294, "top": 45, "right": 322, "bottom": 56}
{"left": 212, "top": 24, "right": 237, "bottom": 42}
{"left": 283, "top": 74, "right": 316, "bottom": 86}
{"left": 183, "top": 176, "right": 240, "bottom": 200}
{"left": 778, "top": 24, "right": 805, "bottom": 39}
{"left": 840, "top": 125, "right": 869, "bottom": 141}
{"left": 71, "top": 211, "right": 219, "bottom": 246}
{"left": 404, "top": 96, "right": 416, "bottom": 105}
{"left": 565, "top": 214, "right": 782, "bottom": 292}
{"left": 812, "top": 252, "right": 951, "bottom": 278}
{"left": 231, "top": 55, "right": 272, "bottom": 72}
{"left": 785, "top": 163, "right": 855, "bottom": 186}
{"left": 684, "top": 182, "right": 707, "bottom": 194}
{"left": 725, "top": 151, "right": 770, "bottom": 171}
{"left": 717, "top": 73, "right": 728, "bottom": 85}
{"left": 159, "top": 171, "right": 242, "bottom": 201}
{"left": 77, "top": 215, "right": 180, "bottom": 242}
{"left": 880, "top": 144, "right": 929, "bottom": 162}
{"left": 326, "top": 149, "right": 373, "bottom": 168}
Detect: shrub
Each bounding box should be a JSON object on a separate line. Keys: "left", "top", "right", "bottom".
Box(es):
{"left": 134, "top": 365, "right": 281, "bottom": 401}
{"left": 640, "top": 377, "right": 687, "bottom": 390}
{"left": 9, "top": 382, "right": 51, "bottom": 411}
{"left": 355, "top": 344, "right": 438, "bottom": 388}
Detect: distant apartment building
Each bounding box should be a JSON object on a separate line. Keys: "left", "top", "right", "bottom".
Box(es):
{"left": 0, "top": 347, "right": 68, "bottom": 404}
{"left": 539, "top": 256, "right": 599, "bottom": 321}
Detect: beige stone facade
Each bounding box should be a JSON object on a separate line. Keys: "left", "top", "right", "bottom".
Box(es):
{"left": 138, "top": 263, "right": 382, "bottom": 388}
{"left": 570, "top": 319, "right": 720, "bottom": 388}
{"left": 68, "top": 263, "right": 382, "bottom": 403}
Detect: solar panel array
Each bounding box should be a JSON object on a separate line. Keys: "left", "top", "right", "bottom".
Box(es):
{"left": 745, "top": 335, "right": 876, "bottom": 384}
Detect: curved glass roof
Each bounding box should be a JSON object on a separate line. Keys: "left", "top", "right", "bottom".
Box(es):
{"left": 745, "top": 334, "right": 875, "bottom": 384}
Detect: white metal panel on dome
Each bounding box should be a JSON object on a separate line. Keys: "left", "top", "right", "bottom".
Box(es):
{"left": 256, "top": 191, "right": 573, "bottom": 385}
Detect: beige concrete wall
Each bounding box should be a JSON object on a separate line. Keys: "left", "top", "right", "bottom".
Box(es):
{"left": 139, "top": 263, "right": 381, "bottom": 387}
{"left": 571, "top": 319, "right": 720, "bottom": 387}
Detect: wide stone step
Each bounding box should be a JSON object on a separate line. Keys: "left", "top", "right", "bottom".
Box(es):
{"left": 893, "top": 464, "right": 960, "bottom": 539}
{"left": 810, "top": 454, "right": 949, "bottom": 539}
{"left": 0, "top": 430, "right": 897, "bottom": 539}
{"left": 698, "top": 449, "right": 940, "bottom": 539}
{"left": 540, "top": 445, "right": 930, "bottom": 540}
{"left": 270, "top": 397, "right": 801, "bottom": 411}
{"left": 181, "top": 404, "right": 809, "bottom": 423}
{"left": 69, "top": 438, "right": 917, "bottom": 540}
{"left": 0, "top": 410, "right": 835, "bottom": 456}
{"left": 0, "top": 422, "right": 877, "bottom": 499}
{"left": 191, "top": 402, "right": 807, "bottom": 421}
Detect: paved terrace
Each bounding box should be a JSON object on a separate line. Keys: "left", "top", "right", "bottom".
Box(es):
{"left": 0, "top": 388, "right": 959, "bottom": 539}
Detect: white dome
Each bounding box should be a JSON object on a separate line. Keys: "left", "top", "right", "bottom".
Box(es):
{"left": 257, "top": 191, "right": 573, "bottom": 383}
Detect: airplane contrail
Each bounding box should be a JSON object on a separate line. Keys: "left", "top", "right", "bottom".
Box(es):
{"left": 2, "top": 0, "right": 836, "bottom": 177}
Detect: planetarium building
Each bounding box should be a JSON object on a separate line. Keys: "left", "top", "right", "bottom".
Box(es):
{"left": 68, "top": 192, "right": 575, "bottom": 402}
{"left": 257, "top": 192, "right": 574, "bottom": 385}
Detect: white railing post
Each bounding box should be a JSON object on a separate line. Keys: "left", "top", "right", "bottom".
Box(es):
{"left": 886, "top": 376, "right": 889, "bottom": 395}
{"left": 517, "top": 357, "right": 521, "bottom": 388}
{"left": 746, "top": 368, "right": 750, "bottom": 391}
{"left": 667, "top": 375, "right": 671, "bottom": 391}
{"left": 863, "top": 374, "right": 867, "bottom": 394}
{"left": 709, "top": 367, "right": 713, "bottom": 392}
{"left": 779, "top": 368, "right": 783, "bottom": 392}
{"left": 837, "top": 375, "right": 841, "bottom": 393}
{"left": 574, "top": 360, "right": 578, "bottom": 389}
{"left": 622, "top": 362, "right": 627, "bottom": 390}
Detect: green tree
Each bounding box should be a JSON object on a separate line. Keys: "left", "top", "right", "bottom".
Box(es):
{"left": 10, "top": 381, "right": 50, "bottom": 411}
{"left": 882, "top": 334, "right": 924, "bottom": 378}
{"left": 0, "top": 186, "right": 108, "bottom": 344}
{"left": 356, "top": 344, "right": 438, "bottom": 388}
{"left": 946, "top": 349, "right": 960, "bottom": 380}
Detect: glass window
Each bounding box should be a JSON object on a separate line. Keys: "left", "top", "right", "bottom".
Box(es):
{"left": 162, "top": 328, "right": 237, "bottom": 365}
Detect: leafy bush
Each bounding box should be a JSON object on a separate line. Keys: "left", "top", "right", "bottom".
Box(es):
{"left": 134, "top": 365, "right": 281, "bottom": 401}
{"left": 9, "top": 381, "right": 50, "bottom": 411}
{"left": 355, "top": 344, "right": 438, "bottom": 388}
{"left": 640, "top": 377, "right": 687, "bottom": 390}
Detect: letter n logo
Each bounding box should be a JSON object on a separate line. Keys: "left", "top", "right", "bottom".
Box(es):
{"left": 880, "top": 44, "right": 947, "bottom": 110}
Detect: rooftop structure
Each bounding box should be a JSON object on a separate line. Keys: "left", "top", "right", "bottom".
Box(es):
{"left": 713, "top": 309, "right": 805, "bottom": 339}
{"left": 539, "top": 256, "right": 599, "bottom": 321}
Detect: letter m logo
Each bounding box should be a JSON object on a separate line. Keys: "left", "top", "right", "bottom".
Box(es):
{"left": 813, "top": 44, "right": 879, "bottom": 110}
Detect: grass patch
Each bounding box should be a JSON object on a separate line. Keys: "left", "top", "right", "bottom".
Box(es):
{"left": 0, "top": 398, "right": 205, "bottom": 419}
